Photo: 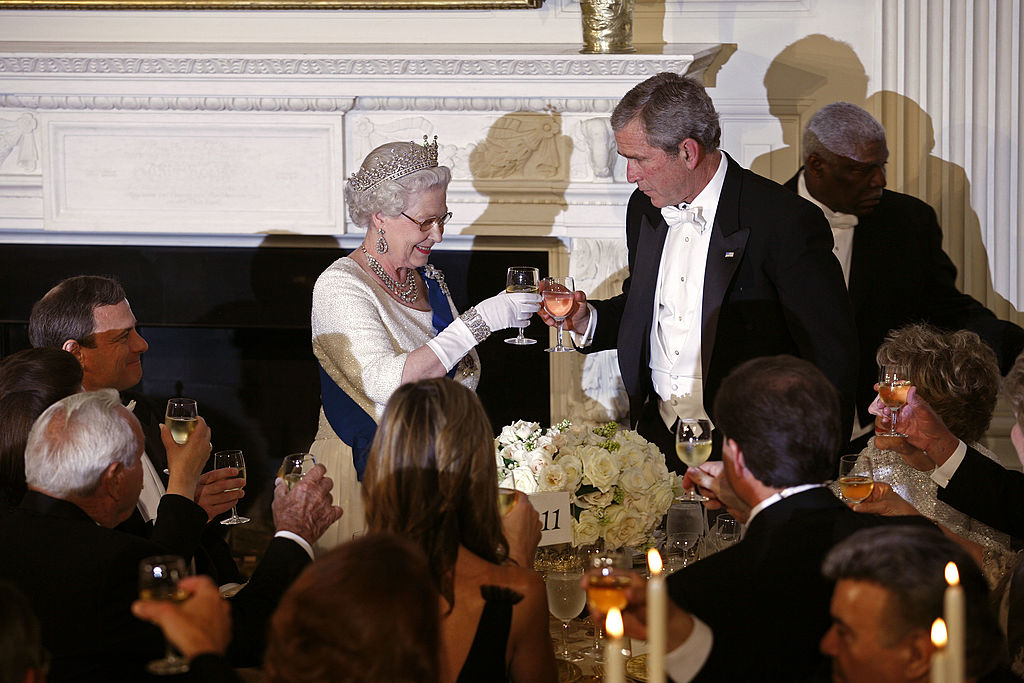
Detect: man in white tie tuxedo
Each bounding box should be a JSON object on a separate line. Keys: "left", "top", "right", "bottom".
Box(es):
{"left": 784, "top": 102, "right": 1024, "bottom": 451}
{"left": 547, "top": 72, "right": 858, "bottom": 469}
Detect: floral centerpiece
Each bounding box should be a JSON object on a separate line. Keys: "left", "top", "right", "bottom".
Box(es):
{"left": 496, "top": 419, "right": 682, "bottom": 550}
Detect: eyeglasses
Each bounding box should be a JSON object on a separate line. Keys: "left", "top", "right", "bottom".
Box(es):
{"left": 401, "top": 211, "right": 452, "bottom": 231}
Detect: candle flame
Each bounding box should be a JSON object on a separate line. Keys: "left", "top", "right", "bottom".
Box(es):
{"left": 931, "top": 618, "right": 948, "bottom": 647}
{"left": 606, "top": 607, "right": 624, "bottom": 638}
{"left": 945, "top": 561, "right": 959, "bottom": 586}
{"left": 647, "top": 548, "right": 663, "bottom": 575}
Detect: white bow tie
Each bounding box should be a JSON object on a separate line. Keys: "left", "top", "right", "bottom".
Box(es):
{"left": 828, "top": 212, "right": 859, "bottom": 230}
{"left": 661, "top": 203, "right": 707, "bottom": 233}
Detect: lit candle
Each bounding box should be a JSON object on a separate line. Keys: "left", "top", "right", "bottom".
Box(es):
{"left": 930, "top": 618, "right": 948, "bottom": 683}
{"left": 944, "top": 562, "right": 964, "bottom": 683}
{"left": 605, "top": 607, "right": 626, "bottom": 683}
{"left": 646, "top": 548, "right": 666, "bottom": 683}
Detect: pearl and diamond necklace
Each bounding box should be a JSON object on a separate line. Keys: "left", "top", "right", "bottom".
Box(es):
{"left": 360, "top": 245, "right": 419, "bottom": 304}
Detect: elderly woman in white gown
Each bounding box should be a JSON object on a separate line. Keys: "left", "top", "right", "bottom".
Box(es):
{"left": 309, "top": 137, "right": 541, "bottom": 549}
{"left": 852, "top": 323, "right": 1015, "bottom": 588}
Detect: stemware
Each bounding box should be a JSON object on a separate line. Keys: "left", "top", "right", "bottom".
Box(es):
{"left": 138, "top": 555, "right": 190, "bottom": 675}
{"left": 837, "top": 454, "right": 875, "bottom": 504}
{"left": 675, "top": 418, "right": 712, "bottom": 500}
{"left": 544, "top": 568, "right": 587, "bottom": 662}
{"left": 497, "top": 487, "right": 518, "bottom": 516}
{"left": 279, "top": 453, "right": 316, "bottom": 490}
{"left": 214, "top": 449, "right": 249, "bottom": 525}
{"left": 504, "top": 266, "right": 540, "bottom": 345}
{"left": 662, "top": 532, "right": 700, "bottom": 574}
{"left": 878, "top": 364, "right": 912, "bottom": 437}
{"left": 581, "top": 548, "right": 632, "bottom": 662}
{"left": 542, "top": 276, "right": 576, "bottom": 353}
{"left": 164, "top": 398, "right": 198, "bottom": 446}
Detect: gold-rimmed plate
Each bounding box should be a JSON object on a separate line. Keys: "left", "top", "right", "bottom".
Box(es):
{"left": 557, "top": 659, "right": 583, "bottom": 683}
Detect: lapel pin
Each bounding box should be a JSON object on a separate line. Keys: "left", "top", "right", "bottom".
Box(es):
{"left": 724, "top": 251, "right": 735, "bottom": 258}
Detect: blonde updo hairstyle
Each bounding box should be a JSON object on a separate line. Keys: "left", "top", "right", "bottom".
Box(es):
{"left": 876, "top": 323, "right": 1000, "bottom": 444}
{"left": 344, "top": 141, "right": 452, "bottom": 229}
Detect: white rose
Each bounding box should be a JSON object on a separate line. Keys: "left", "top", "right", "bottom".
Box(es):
{"left": 617, "top": 443, "right": 646, "bottom": 468}
{"left": 603, "top": 504, "right": 646, "bottom": 550}
{"left": 618, "top": 465, "right": 649, "bottom": 496}
{"left": 513, "top": 420, "right": 540, "bottom": 440}
{"left": 509, "top": 464, "right": 538, "bottom": 494}
{"left": 580, "top": 446, "right": 620, "bottom": 492}
{"left": 526, "top": 449, "right": 553, "bottom": 475}
{"left": 505, "top": 441, "right": 529, "bottom": 463}
{"left": 576, "top": 488, "right": 615, "bottom": 509}
{"left": 648, "top": 478, "right": 676, "bottom": 517}
{"left": 573, "top": 510, "right": 601, "bottom": 546}
{"left": 555, "top": 453, "right": 583, "bottom": 491}
{"left": 537, "top": 463, "right": 569, "bottom": 492}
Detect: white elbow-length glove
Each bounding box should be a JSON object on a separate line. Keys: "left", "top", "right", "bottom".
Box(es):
{"left": 426, "top": 291, "right": 542, "bottom": 371}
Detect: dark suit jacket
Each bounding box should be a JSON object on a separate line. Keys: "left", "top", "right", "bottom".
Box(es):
{"left": 783, "top": 174, "right": 1024, "bottom": 428}
{"left": 667, "top": 487, "right": 934, "bottom": 682}
{"left": 591, "top": 156, "right": 858, "bottom": 439}
{"left": 938, "top": 444, "right": 1024, "bottom": 538}
{"left": 0, "top": 491, "right": 310, "bottom": 680}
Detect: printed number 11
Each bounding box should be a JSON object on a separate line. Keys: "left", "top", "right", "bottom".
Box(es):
{"left": 541, "top": 509, "right": 560, "bottom": 531}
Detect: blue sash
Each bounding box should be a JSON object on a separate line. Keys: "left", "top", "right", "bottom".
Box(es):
{"left": 318, "top": 267, "right": 456, "bottom": 480}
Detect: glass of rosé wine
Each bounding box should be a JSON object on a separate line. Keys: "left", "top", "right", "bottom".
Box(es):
{"left": 541, "top": 276, "right": 576, "bottom": 353}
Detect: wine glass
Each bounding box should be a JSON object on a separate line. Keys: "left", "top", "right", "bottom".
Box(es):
{"left": 542, "top": 276, "right": 576, "bottom": 353}
{"left": 504, "top": 266, "right": 540, "bottom": 345}
{"left": 878, "top": 364, "right": 912, "bottom": 437}
{"left": 163, "top": 398, "right": 198, "bottom": 474}
{"left": 675, "top": 418, "right": 712, "bottom": 500}
{"left": 279, "top": 453, "right": 316, "bottom": 490}
{"left": 837, "top": 454, "right": 875, "bottom": 504}
{"left": 138, "top": 555, "right": 190, "bottom": 675}
{"left": 497, "top": 487, "right": 518, "bottom": 516}
{"left": 713, "top": 514, "right": 740, "bottom": 550}
{"left": 545, "top": 568, "right": 587, "bottom": 662}
{"left": 581, "top": 548, "right": 632, "bottom": 662}
{"left": 662, "top": 532, "right": 700, "bottom": 573}
{"left": 214, "top": 449, "right": 249, "bottom": 525}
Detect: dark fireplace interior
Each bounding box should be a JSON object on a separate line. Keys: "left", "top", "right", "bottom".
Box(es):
{"left": 0, "top": 240, "right": 551, "bottom": 507}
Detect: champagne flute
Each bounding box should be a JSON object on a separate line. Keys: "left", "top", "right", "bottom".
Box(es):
{"left": 878, "top": 364, "right": 912, "bottom": 437}
{"left": 505, "top": 266, "right": 540, "bottom": 345}
{"left": 675, "top": 418, "right": 712, "bottom": 501}
{"left": 138, "top": 555, "right": 190, "bottom": 675}
{"left": 215, "top": 450, "right": 249, "bottom": 525}
{"left": 581, "top": 548, "right": 632, "bottom": 662}
{"left": 542, "top": 276, "right": 576, "bottom": 353}
{"left": 279, "top": 453, "right": 316, "bottom": 490}
{"left": 837, "top": 454, "right": 875, "bottom": 504}
{"left": 545, "top": 569, "right": 587, "bottom": 662}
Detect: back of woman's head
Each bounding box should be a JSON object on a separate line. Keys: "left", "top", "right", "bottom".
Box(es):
{"left": 363, "top": 378, "right": 507, "bottom": 601}
{"left": 876, "top": 324, "right": 999, "bottom": 443}
{"left": 264, "top": 533, "right": 440, "bottom": 683}
{"left": 0, "top": 348, "right": 83, "bottom": 507}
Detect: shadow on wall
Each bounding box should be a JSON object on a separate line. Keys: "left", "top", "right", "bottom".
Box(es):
{"left": 751, "top": 34, "right": 869, "bottom": 183}
{"left": 868, "top": 90, "right": 1022, "bottom": 321}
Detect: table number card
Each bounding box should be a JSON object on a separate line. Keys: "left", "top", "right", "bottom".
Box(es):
{"left": 527, "top": 491, "right": 572, "bottom": 546}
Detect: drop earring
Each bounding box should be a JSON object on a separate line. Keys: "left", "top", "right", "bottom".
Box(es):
{"left": 376, "top": 227, "right": 389, "bottom": 254}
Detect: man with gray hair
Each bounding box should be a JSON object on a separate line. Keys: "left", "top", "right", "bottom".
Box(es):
{"left": 785, "top": 102, "right": 1024, "bottom": 448}
{"left": 820, "top": 525, "right": 1005, "bottom": 682}
{"left": 0, "top": 389, "right": 342, "bottom": 680}
{"left": 547, "top": 72, "right": 858, "bottom": 466}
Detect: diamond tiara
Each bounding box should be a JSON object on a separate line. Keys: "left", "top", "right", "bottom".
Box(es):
{"left": 348, "top": 136, "right": 440, "bottom": 194}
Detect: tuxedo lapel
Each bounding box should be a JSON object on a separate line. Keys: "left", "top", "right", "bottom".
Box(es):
{"left": 701, "top": 158, "right": 749, "bottom": 380}
{"left": 618, "top": 208, "right": 668, "bottom": 396}
{"left": 847, "top": 213, "right": 878, "bottom": 314}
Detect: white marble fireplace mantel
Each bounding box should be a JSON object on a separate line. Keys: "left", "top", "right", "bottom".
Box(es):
{"left": 0, "top": 42, "right": 723, "bottom": 243}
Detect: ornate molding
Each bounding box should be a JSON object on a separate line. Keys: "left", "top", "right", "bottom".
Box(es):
{"left": 353, "top": 97, "right": 617, "bottom": 113}
{"left": 0, "top": 55, "right": 699, "bottom": 79}
{"left": 0, "top": 94, "right": 356, "bottom": 112}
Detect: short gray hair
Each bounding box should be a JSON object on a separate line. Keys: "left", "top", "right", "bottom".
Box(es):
{"left": 344, "top": 142, "right": 452, "bottom": 229}
{"left": 29, "top": 275, "right": 126, "bottom": 350}
{"left": 24, "top": 389, "right": 139, "bottom": 498}
{"left": 802, "top": 102, "right": 887, "bottom": 164}
{"left": 610, "top": 72, "right": 721, "bottom": 154}
{"left": 823, "top": 526, "right": 1003, "bottom": 677}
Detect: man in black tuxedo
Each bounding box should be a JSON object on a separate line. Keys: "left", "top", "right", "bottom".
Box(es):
{"left": 783, "top": 102, "right": 1024, "bottom": 449}
{"left": 550, "top": 73, "right": 857, "bottom": 469}
{"left": 0, "top": 389, "right": 342, "bottom": 681}
{"left": 604, "top": 356, "right": 928, "bottom": 682}
{"left": 29, "top": 275, "right": 246, "bottom": 582}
